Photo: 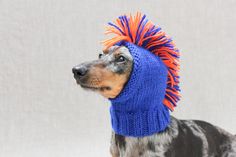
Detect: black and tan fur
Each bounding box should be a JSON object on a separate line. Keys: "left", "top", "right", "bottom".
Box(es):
{"left": 72, "top": 46, "right": 236, "bottom": 157}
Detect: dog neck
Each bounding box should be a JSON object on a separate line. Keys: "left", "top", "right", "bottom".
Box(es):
{"left": 109, "top": 43, "right": 170, "bottom": 137}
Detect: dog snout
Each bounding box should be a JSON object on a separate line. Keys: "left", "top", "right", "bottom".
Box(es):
{"left": 72, "top": 66, "right": 88, "bottom": 78}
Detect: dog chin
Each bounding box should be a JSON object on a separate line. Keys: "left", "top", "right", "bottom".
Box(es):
{"left": 75, "top": 80, "right": 95, "bottom": 90}
{"left": 80, "top": 84, "right": 100, "bottom": 91}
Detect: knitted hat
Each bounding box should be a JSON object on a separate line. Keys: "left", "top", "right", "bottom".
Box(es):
{"left": 103, "top": 13, "right": 180, "bottom": 137}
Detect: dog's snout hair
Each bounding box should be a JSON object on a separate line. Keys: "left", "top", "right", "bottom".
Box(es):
{"left": 72, "top": 46, "right": 133, "bottom": 98}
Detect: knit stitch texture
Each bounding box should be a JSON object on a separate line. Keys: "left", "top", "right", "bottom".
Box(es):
{"left": 109, "top": 42, "right": 170, "bottom": 137}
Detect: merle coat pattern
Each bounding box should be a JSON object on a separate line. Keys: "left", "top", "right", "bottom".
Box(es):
{"left": 110, "top": 117, "right": 236, "bottom": 157}
{"left": 72, "top": 46, "right": 236, "bottom": 157}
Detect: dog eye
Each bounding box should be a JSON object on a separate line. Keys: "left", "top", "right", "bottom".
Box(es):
{"left": 98, "top": 53, "right": 103, "bottom": 59}
{"left": 116, "top": 56, "right": 126, "bottom": 62}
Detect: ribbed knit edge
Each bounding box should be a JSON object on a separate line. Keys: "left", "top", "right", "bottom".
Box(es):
{"left": 110, "top": 105, "right": 170, "bottom": 137}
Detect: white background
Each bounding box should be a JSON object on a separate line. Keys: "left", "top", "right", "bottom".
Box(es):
{"left": 0, "top": 0, "right": 236, "bottom": 157}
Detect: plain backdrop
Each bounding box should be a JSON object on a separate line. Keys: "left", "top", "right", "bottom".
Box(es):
{"left": 0, "top": 0, "right": 236, "bottom": 157}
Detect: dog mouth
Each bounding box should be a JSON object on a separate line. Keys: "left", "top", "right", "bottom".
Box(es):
{"left": 74, "top": 77, "right": 112, "bottom": 91}
{"left": 79, "top": 83, "right": 111, "bottom": 91}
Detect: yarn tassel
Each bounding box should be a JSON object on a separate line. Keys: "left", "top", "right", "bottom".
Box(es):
{"left": 102, "top": 12, "right": 180, "bottom": 111}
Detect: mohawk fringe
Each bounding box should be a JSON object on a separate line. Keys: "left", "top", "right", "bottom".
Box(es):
{"left": 102, "top": 12, "right": 180, "bottom": 111}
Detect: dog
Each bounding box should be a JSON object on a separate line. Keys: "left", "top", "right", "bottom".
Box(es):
{"left": 72, "top": 46, "right": 236, "bottom": 157}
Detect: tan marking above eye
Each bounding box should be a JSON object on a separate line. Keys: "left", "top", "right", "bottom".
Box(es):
{"left": 103, "top": 49, "right": 109, "bottom": 54}
{"left": 113, "top": 49, "right": 121, "bottom": 56}
{"left": 103, "top": 46, "right": 121, "bottom": 54}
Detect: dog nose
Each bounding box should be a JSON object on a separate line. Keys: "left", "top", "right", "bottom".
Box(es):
{"left": 72, "top": 66, "right": 88, "bottom": 78}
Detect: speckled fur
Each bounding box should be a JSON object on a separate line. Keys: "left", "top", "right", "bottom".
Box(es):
{"left": 110, "top": 117, "right": 236, "bottom": 157}
{"left": 73, "top": 46, "right": 236, "bottom": 157}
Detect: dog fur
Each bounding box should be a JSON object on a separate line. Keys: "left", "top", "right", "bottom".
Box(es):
{"left": 72, "top": 46, "right": 236, "bottom": 157}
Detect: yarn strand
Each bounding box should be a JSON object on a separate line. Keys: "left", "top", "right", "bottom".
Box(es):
{"left": 102, "top": 12, "right": 180, "bottom": 111}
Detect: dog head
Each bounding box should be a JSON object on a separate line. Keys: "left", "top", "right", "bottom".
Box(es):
{"left": 72, "top": 46, "right": 133, "bottom": 98}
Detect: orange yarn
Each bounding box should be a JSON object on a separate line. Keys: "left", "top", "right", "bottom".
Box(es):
{"left": 102, "top": 12, "right": 180, "bottom": 111}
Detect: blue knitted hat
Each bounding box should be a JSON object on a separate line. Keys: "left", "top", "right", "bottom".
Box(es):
{"left": 103, "top": 13, "right": 180, "bottom": 137}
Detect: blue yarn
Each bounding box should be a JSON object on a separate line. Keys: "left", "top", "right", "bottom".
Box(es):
{"left": 109, "top": 42, "right": 170, "bottom": 137}
{"left": 108, "top": 22, "right": 125, "bottom": 35}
